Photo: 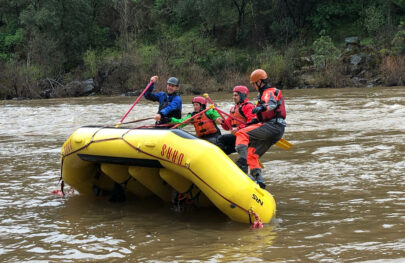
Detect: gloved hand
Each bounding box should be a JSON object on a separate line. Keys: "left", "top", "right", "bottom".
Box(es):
{"left": 246, "top": 118, "right": 259, "bottom": 125}
{"left": 251, "top": 105, "right": 266, "bottom": 114}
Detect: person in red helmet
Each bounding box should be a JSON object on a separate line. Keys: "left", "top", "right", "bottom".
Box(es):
{"left": 234, "top": 69, "right": 287, "bottom": 189}
{"left": 216, "top": 85, "right": 256, "bottom": 155}
{"left": 170, "top": 96, "right": 223, "bottom": 144}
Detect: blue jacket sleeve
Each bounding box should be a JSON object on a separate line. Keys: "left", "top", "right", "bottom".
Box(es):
{"left": 143, "top": 83, "right": 159, "bottom": 101}
{"left": 160, "top": 95, "right": 182, "bottom": 116}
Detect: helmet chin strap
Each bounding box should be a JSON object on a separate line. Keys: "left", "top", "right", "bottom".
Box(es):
{"left": 254, "top": 80, "right": 262, "bottom": 90}
{"left": 257, "top": 80, "right": 268, "bottom": 93}
{"left": 238, "top": 92, "right": 246, "bottom": 103}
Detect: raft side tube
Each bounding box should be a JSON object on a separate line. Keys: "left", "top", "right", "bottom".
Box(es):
{"left": 128, "top": 166, "right": 172, "bottom": 202}
{"left": 61, "top": 127, "right": 276, "bottom": 223}
{"left": 159, "top": 168, "right": 213, "bottom": 207}
{"left": 100, "top": 163, "right": 153, "bottom": 198}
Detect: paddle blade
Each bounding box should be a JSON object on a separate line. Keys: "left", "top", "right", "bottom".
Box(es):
{"left": 275, "top": 138, "right": 293, "bottom": 150}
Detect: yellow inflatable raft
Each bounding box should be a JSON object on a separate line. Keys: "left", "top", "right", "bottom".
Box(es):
{"left": 60, "top": 126, "right": 276, "bottom": 224}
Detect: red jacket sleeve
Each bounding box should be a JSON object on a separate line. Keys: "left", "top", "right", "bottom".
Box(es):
{"left": 221, "top": 116, "right": 232, "bottom": 130}
{"left": 239, "top": 103, "right": 256, "bottom": 129}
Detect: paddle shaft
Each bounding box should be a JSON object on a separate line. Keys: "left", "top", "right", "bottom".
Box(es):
{"left": 116, "top": 81, "right": 153, "bottom": 127}
{"left": 120, "top": 117, "right": 154, "bottom": 125}
{"left": 171, "top": 106, "right": 212, "bottom": 129}
{"left": 203, "top": 93, "right": 234, "bottom": 131}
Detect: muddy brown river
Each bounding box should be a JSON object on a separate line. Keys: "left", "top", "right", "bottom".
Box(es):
{"left": 0, "top": 87, "right": 404, "bottom": 262}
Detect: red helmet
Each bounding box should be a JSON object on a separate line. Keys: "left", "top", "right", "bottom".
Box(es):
{"left": 233, "top": 85, "right": 249, "bottom": 96}
{"left": 192, "top": 96, "right": 207, "bottom": 106}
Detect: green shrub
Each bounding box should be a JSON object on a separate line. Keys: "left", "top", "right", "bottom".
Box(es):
{"left": 364, "top": 5, "right": 385, "bottom": 37}
{"left": 255, "top": 45, "right": 298, "bottom": 88}
{"left": 312, "top": 62, "right": 346, "bottom": 88}
{"left": 83, "top": 49, "right": 98, "bottom": 78}
{"left": 312, "top": 35, "right": 340, "bottom": 69}
{"left": 392, "top": 22, "right": 405, "bottom": 55}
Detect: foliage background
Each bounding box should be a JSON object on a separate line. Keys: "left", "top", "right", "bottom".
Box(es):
{"left": 1, "top": 0, "right": 405, "bottom": 98}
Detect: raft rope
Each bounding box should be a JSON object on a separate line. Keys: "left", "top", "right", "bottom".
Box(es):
{"left": 60, "top": 125, "right": 263, "bottom": 227}
{"left": 172, "top": 184, "right": 202, "bottom": 212}
{"left": 249, "top": 209, "right": 263, "bottom": 229}
{"left": 120, "top": 117, "right": 154, "bottom": 125}
{"left": 176, "top": 184, "right": 201, "bottom": 206}
{"left": 51, "top": 180, "right": 75, "bottom": 197}
{"left": 51, "top": 180, "right": 65, "bottom": 197}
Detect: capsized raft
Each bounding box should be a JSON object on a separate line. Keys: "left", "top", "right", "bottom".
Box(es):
{"left": 60, "top": 126, "right": 276, "bottom": 224}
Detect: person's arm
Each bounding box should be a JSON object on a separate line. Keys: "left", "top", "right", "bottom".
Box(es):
{"left": 240, "top": 103, "right": 256, "bottom": 128}
{"left": 264, "top": 90, "right": 279, "bottom": 111}
{"left": 206, "top": 108, "right": 225, "bottom": 128}
{"left": 255, "top": 89, "right": 280, "bottom": 113}
{"left": 206, "top": 108, "right": 221, "bottom": 120}
{"left": 170, "top": 113, "right": 192, "bottom": 129}
{"left": 160, "top": 95, "right": 182, "bottom": 116}
{"left": 143, "top": 83, "right": 160, "bottom": 101}
{"left": 221, "top": 116, "right": 232, "bottom": 130}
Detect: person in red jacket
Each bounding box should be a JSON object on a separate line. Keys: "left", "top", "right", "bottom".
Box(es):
{"left": 216, "top": 85, "right": 255, "bottom": 154}
{"left": 234, "top": 69, "right": 286, "bottom": 189}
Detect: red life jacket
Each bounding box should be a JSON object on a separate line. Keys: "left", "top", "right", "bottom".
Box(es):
{"left": 258, "top": 87, "right": 286, "bottom": 122}
{"left": 229, "top": 101, "right": 253, "bottom": 128}
{"left": 192, "top": 112, "right": 220, "bottom": 138}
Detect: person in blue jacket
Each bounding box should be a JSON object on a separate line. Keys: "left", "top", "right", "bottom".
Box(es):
{"left": 144, "top": 75, "right": 182, "bottom": 126}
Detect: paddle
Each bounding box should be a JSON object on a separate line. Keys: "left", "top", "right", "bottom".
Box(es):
{"left": 115, "top": 78, "right": 156, "bottom": 128}
{"left": 203, "top": 93, "right": 234, "bottom": 131}
{"left": 171, "top": 106, "right": 213, "bottom": 129}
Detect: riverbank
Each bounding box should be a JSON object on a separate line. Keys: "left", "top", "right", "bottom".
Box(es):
{"left": 1, "top": 37, "right": 404, "bottom": 100}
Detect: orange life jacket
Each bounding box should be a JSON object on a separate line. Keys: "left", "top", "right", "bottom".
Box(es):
{"left": 229, "top": 102, "right": 253, "bottom": 127}
{"left": 258, "top": 87, "right": 286, "bottom": 122}
{"left": 192, "top": 112, "right": 220, "bottom": 138}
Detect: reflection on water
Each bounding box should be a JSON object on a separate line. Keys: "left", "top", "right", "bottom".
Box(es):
{"left": 0, "top": 87, "right": 404, "bottom": 262}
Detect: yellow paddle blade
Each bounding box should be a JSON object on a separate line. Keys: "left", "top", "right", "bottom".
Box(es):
{"left": 258, "top": 160, "right": 264, "bottom": 169}
{"left": 275, "top": 138, "right": 293, "bottom": 150}
{"left": 258, "top": 139, "right": 292, "bottom": 168}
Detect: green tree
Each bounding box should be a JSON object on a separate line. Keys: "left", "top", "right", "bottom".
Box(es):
{"left": 392, "top": 22, "right": 405, "bottom": 54}
{"left": 0, "top": 0, "right": 30, "bottom": 60}
{"left": 364, "top": 5, "right": 385, "bottom": 37}
{"left": 312, "top": 34, "right": 340, "bottom": 69}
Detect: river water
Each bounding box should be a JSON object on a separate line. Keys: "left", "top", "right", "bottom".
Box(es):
{"left": 0, "top": 87, "right": 404, "bottom": 262}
